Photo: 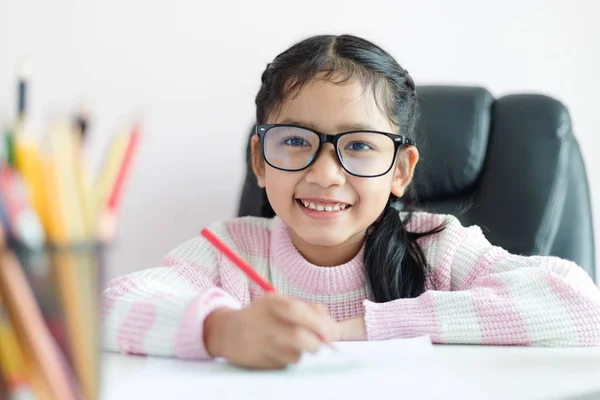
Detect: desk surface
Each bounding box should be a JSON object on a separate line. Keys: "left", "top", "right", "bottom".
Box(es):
{"left": 101, "top": 345, "right": 600, "bottom": 400}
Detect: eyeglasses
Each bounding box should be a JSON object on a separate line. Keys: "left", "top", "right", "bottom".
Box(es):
{"left": 255, "top": 124, "right": 416, "bottom": 178}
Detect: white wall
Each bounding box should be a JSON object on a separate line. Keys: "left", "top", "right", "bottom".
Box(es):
{"left": 1, "top": 0, "right": 599, "bottom": 284}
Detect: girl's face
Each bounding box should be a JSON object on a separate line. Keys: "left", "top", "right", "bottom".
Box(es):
{"left": 252, "top": 76, "right": 419, "bottom": 263}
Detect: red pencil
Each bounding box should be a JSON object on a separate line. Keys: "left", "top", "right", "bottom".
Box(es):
{"left": 200, "top": 228, "right": 275, "bottom": 292}
{"left": 97, "top": 123, "right": 141, "bottom": 242}
{"left": 106, "top": 123, "right": 141, "bottom": 212}
{"left": 200, "top": 228, "right": 338, "bottom": 350}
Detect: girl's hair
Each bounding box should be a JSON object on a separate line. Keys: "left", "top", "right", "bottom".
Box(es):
{"left": 254, "top": 34, "right": 446, "bottom": 302}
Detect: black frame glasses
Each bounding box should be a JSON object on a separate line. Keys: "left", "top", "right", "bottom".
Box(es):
{"left": 255, "top": 124, "right": 416, "bottom": 178}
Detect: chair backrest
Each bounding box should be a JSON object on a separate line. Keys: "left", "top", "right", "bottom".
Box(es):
{"left": 237, "top": 86, "right": 596, "bottom": 282}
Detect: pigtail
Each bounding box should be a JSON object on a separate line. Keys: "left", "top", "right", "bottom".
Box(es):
{"left": 364, "top": 193, "right": 446, "bottom": 302}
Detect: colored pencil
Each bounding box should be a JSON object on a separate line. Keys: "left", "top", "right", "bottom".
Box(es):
{"left": 200, "top": 228, "right": 337, "bottom": 350}
{"left": 0, "top": 167, "right": 45, "bottom": 249}
{"left": 0, "top": 228, "right": 80, "bottom": 400}
{"left": 200, "top": 228, "right": 275, "bottom": 292}
{"left": 106, "top": 123, "right": 140, "bottom": 212}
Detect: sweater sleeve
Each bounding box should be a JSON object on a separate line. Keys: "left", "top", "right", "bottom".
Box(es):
{"left": 102, "top": 223, "right": 243, "bottom": 360}
{"left": 364, "top": 214, "right": 600, "bottom": 346}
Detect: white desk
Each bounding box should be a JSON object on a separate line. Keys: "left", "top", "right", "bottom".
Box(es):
{"left": 101, "top": 345, "right": 600, "bottom": 400}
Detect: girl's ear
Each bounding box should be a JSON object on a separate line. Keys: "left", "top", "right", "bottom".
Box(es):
{"left": 391, "top": 146, "right": 419, "bottom": 198}
{"left": 251, "top": 135, "right": 266, "bottom": 188}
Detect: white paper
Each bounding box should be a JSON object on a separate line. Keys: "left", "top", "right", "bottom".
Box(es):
{"left": 295, "top": 334, "right": 433, "bottom": 370}
{"left": 103, "top": 336, "right": 494, "bottom": 400}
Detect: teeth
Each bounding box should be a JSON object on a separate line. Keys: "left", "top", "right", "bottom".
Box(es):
{"left": 299, "top": 200, "right": 349, "bottom": 212}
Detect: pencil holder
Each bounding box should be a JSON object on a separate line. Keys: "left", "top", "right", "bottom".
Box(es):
{"left": 1, "top": 242, "right": 107, "bottom": 400}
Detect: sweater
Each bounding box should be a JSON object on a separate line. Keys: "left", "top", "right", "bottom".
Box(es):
{"left": 102, "top": 212, "right": 600, "bottom": 359}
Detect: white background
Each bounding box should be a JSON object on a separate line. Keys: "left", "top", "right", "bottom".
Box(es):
{"left": 1, "top": 0, "right": 599, "bottom": 284}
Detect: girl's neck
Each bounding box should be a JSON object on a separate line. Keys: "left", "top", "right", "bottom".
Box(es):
{"left": 288, "top": 230, "right": 366, "bottom": 267}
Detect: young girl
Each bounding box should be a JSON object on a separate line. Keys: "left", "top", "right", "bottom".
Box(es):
{"left": 103, "top": 34, "right": 600, "bottom": 369}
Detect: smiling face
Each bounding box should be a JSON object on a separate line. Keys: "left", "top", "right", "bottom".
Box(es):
{"left": 252, "top": 75, "right": 419, "bottom": 265}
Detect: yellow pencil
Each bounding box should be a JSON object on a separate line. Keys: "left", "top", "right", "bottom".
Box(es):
{"left": 92, "top": 129, "right": 129, "bottom": 219}
{"left": 72, "top": 126, "right": 94, "bottom": 239}
{"left": 48, "top": 119, "right": 87, "bottom": 242}
{"left": 13, "top": 130, "right": 50, "bottom": 240}
{"left": 45, "top": 119, "right": 98, "bottom": 400}
{"left": 70, "top": 120, "right": 101, "bottom": 400}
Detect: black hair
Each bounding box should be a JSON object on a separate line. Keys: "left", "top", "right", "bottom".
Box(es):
{"left": 254, "top": 34, "right": 446, "bottom": 302}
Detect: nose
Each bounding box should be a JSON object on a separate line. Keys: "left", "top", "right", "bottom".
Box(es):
{"left": 304, "top": 144, "right": 346, "bottom": 188}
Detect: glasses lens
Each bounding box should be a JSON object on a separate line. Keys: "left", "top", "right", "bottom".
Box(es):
{"left": 337, "top": 132, "right": 396, "bottom": 176}
{"left": 263, "top": 126, "right": 319, "bottom": 170}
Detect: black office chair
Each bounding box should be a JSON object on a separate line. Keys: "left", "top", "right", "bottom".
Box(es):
{"left": 237, "top": 86, "right": 596, "bottom": 282}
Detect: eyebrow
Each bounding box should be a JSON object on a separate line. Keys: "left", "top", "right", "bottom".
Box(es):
{"left": 277, "top": 119, "right": 378, "bottom": 132}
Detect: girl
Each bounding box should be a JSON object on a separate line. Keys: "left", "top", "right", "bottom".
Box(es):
{"left": 103, "top": 34, "right": 600, "bottom": 369}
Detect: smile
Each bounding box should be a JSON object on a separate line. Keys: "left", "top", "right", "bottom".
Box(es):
{"left": 295, "top": 199, "right": 352, "bottom": 213}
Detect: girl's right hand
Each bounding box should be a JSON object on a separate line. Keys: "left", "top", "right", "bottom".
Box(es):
{"left": 203, "top": 293, "right": 340, "bottom": 369}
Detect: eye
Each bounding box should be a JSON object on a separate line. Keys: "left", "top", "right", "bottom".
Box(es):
{"left": 345, "top": 141, "right": 374, "bottom": 151}
{"left": 282, "top": 136, "right": 310, "bottom": 147}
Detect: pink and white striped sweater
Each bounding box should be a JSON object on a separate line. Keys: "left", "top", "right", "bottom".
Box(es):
{"left": 102, "top": 212, "right": 600, "bottom": 359}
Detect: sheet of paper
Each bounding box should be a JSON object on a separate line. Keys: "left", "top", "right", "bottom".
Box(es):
{"left": 103, "top": 336, "right": 494, "bottom": 400}
{"left": 295, "top": 334, "right": 433, "bottom": 370}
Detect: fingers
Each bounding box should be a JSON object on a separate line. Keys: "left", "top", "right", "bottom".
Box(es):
{"left": 269, "top": 347, "right": 302, "bottom": 366}
{"left": 282, "top": 325, "right": 322, "bottom": 354}
{"left": 270, "top": 297, "right": 336, "bottom": 340}
{"left": 269, "top": 326, "right": 321, "bottom": 365}
{"left": 246, "top": 352, "right": 289, "bottom": 370}
{"left": 230, "top": 295, "right": 339, "bottom": 370}
{"left": 252, "top": 333, "right": 315, "bottom": 370}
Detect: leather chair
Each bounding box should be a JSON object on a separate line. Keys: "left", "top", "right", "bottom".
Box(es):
{"left": 237, "top": 86, "right": 596, "bottom": 282}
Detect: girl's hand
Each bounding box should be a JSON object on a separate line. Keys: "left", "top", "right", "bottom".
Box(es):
{"left": 203, "top": 293, "right": 340, "bottom": 369}
{"left": 338, "top": 316, "right": 367, "bottom": 341}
